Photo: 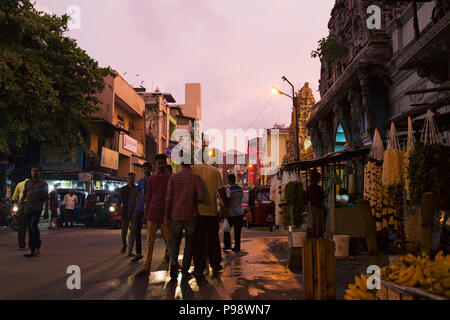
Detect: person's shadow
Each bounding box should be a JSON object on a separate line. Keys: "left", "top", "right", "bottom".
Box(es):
{"left": 131, "top": 276, "right": 149, "bottom": 300}
{"left": 164, "top": 278, "right": 178, "bottom": 300}
{"left": 196, "top": 276, "right": 223, "bottom": 300}
{"left": 180, "top": 278, "right": 196, "bottom": 300}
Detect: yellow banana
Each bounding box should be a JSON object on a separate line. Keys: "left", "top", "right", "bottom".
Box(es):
{"left": 417, "top": 271, "right": 427, "bottom": 287}
{"left": 405, "top": 267, "right": 421, "bottom": 287}
{"left": 345, "top": 288, "right": 363, "bottom": 300}
{"left": 355, "top": 275, "right": 367, "bottom": 290}
{"left": 445, "top": 290, "right": 450, "bottom": 298}
{"left": 397, "top": 266, "right": 416, "bottom": 285}
{"left": 430, "top": 262, "right": 450, "bottom": 280}
{"left": 440, "top": 277, "right": 450, "bottom": 289}
{"left": 344, "top": 294, "right": 354, "bottom": 300}
{"left": 390, "top": 264, "right": 401, "bottom": 272}
{"left": 405, "top": 253, "right": 415, "bottom": 264}
{"left": 432, "top": 282, "right": 444, "bottom": 295}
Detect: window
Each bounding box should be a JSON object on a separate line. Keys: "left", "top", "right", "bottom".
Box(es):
{"left": 117, "top": 116, "right": 125, "bottom": 129}
{"left": 335, "top": 124, "right": 346, "bottom": 152}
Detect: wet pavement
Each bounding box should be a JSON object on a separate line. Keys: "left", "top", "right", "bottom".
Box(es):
{"left": 0, "top": 225, "right": 304, "bottom": 300}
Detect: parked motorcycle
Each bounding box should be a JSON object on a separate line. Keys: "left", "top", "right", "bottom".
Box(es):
{"left": 0, "top": 200, "right": 18, "bottom": 231}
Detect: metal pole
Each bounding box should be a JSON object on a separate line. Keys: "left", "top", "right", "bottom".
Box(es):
{"left": 412, "top": 0, "right": 420, "bottom": 40}
{"left": 282, "top": 76, "right": 300, "bottom": 162}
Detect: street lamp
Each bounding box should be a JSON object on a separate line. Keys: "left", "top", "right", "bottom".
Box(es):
{"left": 272, "top": 76, "right": 300, "bottom": 162}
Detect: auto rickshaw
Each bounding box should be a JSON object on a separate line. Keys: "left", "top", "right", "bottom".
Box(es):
{"left": 246, "top": 186, "right": 275, "bottom": 231}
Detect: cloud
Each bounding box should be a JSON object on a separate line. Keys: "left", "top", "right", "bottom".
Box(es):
{"left": 33, "top": 0, "right": 334, "bottom": 141}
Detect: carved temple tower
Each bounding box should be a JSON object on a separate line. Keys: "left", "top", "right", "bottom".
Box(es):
{"left": 283, "top": 82, "right": 316, "bottom": 164}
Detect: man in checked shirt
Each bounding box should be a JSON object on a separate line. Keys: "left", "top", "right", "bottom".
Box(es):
{"left": 164, "top": 160, "right": 204, "bottom": 280}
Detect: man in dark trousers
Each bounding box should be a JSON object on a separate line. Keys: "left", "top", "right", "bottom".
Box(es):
{"left": 84, "top": 189, "right": 97, "bottom": 228}
{"left": 192, "top": 157, "right": 229, "bottom": 278}
{"left": 11, "top": 178, "right": 30, "bottom": 250}
{"left": 135, "top": 155, "right": 172, "bottom": 276}
{"left": 165, "top": 161, "right": 204, "bottom": 280}
{"left": 130, "top": 162, "right": 152, "bottom": 262}
{"left": 223, "top": 174, "right": 244, "bottom": 252}
{"left": 118, "top": 172, "right": 138, "bottom": 255}
{"left": 48, "top": 184, "right": 59, "bottom": 230}
{"left": 21, "top": 167, "right": 49, "bottom": 257}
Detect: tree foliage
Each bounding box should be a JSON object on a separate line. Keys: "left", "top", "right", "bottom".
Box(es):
{"left": 0, "top": 0, "right": 113, "bottom": 156}
{"left": 311, "top": 34, "right": 346, "bottom": 64}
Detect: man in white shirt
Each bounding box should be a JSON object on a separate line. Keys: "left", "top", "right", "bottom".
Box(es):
{"left": 63, "top": 190, "right": 78, "bottom": 228}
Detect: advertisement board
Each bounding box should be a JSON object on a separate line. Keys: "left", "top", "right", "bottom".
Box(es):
{"left": 123, "top": 134, "right": 138, "bottom": 153}
{"left": 40, "top": 146, "right": 83, "bottom": 172}
{"left": 100, "top": 147, "right": 119, "bottom": 170}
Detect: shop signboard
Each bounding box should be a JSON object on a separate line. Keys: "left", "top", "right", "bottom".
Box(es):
{"left": 40, "top": 146, "right": 83, "bottom": 172}
{"left": 123, "top": 134, "right": 138, "bottom": 153}
{"left": 79, "top": 173, "right": 93, "bottom": 182}
{"left": 100, "top": 147, "right": 119, "bottom": 170}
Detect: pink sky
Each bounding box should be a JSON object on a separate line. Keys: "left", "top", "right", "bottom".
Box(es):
{"left": 35, "top": 0, "right": 334, "bottom": 148}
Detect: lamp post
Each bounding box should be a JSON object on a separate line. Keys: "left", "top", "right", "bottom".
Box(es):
{"left": 272, "top": 76, "right": 300, "bottom": 162}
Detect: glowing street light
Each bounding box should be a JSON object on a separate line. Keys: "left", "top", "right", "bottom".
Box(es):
{"left": 272, "top": 76, "right": 300, "bottom": 162}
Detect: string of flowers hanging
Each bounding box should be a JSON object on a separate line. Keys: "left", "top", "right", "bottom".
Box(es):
{"left": 381, "top": 122, "right": 406, "bottom": 249}
{"left": 364, "top": 129, "right": 385, "bottom": 231}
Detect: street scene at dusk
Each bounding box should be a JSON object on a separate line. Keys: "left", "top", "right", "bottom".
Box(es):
{"left": 1, "top": 0, "right": 450, "bottom": 311}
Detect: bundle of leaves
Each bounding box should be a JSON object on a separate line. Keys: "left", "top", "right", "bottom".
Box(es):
{"left": 284, "top": 181, "right": 306, "bottom": 227}
{"left": 407, "top": 143, "right": 450, "bottom": 210}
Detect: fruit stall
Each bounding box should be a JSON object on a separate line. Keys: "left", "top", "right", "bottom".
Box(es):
{"left": 345, "top": 252, "right": 450, "bottom": 300}
{"left": 344, "top": 109, "right": 450, "bottom": 300}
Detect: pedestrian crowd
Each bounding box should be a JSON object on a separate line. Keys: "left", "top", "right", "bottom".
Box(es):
{"left": 8, "top": 153, "right": 247, "bottom": 281}
{"left": 123, "top": 153, "right": 245, "bottom": 280}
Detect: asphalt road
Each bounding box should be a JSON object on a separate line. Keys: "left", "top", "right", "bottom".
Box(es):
{"left": 0, "top": 225, "right": 305, "bottom": 300}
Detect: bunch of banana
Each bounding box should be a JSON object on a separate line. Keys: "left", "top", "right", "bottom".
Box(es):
{"left": 344, "top": 274, "right": 377, "bottom": 300}
{"left": 381, "top": 252, "right": 450, "bottom": 298}
{"left": 422, "top": 251, "right": 450, "bottom": 297}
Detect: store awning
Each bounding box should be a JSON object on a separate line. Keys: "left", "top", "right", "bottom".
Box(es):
{"left": 283, "top": 146, "right": 370, "bottom": 170}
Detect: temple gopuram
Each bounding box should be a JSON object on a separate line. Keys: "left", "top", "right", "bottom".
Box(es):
{"left": 283, "top": 82, "right": 316, "bottom": 164}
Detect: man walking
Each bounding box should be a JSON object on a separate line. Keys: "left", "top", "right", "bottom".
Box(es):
{"left": 11, "top": 178, "right": 30, "bottom": 250}
{"left": 48, "top": 185, "right": 59, "bottom": 230}
{"left": 165, "top": 161, "right": 203, "bottom": 280}
{"left": 192, "top": 156, "right": 229, "bottom": 277}
{"left": 118, "top": 172, "right": 138, "bottom": 255}
{"left": 130, "top": 162, "right": 152, "bottom": 262}
{"left": 21, "top": 167, "right": 49, "bottom": 257}
{"left": 135, "top": 155, "right": 172, "bottom": 276}
{"left": 223, "top": 174, "right": 244, "bottom": 252}
{"left": 63, "top": 189, "right": 78, "bottom": 228}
